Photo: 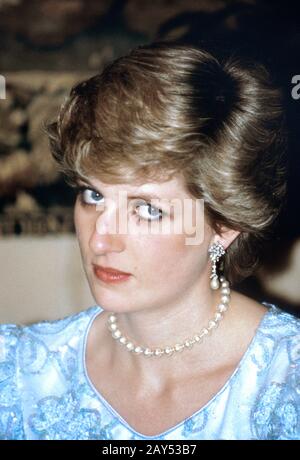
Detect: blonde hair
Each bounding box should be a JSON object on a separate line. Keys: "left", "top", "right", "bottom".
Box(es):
{"left": 46, "top": 40, "right": 287, "bottom": 285}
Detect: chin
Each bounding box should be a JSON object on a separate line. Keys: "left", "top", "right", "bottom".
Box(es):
{"left": 90, "top": 285, "right": 133, "bottom": 313}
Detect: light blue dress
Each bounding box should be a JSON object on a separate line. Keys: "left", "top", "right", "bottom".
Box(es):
{"left": 0, "top": 302, "right": 299, "bottom": 440}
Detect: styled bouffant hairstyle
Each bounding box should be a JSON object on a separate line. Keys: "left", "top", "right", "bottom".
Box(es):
{"left": 46, "top": 40, "right": 287, "bottom": 285}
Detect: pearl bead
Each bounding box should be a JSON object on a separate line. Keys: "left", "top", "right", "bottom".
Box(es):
{"left": 210, "top": 276, "right": 220, "bottom": 290}
{"left": 108, "top": 323, "right": 117, "bottom": 332}
{"left": 144, "top": 348, "right": 153, "bottom": 356}
{"left": 194, "top": 334, "right": 202, "bottom": 342}
{"left": 219, "top": 276, "right": 226, "bottom": 282}
{"left": 221, "top": 280, "right": 229, "bottom": 288}
{"left": 221, "top": 295, "right": 230, "bottom": 304}
{"left": 218, "top": 303, "right": 228, "bottom": 312}
{"left": 119, "top": 336, "right": 127, "bottom": 344}
{"left": 126, "top": 342, "right": 134, "bottom": 351}
{"left": 185, "top": 340, "right": 193, "bottom": 348}
{"left": 112, "top": 329, "right": 121, "bottom": 339}
{"left": 214, "top": 312, "right": 223, "bottom": 322}
{"left": 133, "top": 346, "right": 143, "bottom": 354}
{"left": 221, "top": 287, "right": 230, "bottom": 295}
{"left": 175, "top": 343, "right": 184, "bottom": 352}
{"left": 208, "top": 320, "right": 217, "bottom": 330}
{"left": 108, "top": 314, "right": 117, "bottom": 323}
{"left": 165, "top": 347, "right": 174, "bottom": 355}
{"left": 200, "top": 328, "right": 209, "bottom": 337}
{"left": 154, "top": 348, "right": 163, "bottom": 356}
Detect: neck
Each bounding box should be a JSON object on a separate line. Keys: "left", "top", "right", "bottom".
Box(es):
{"left": 107, "top": 283, "right": 228, "bottom": 392}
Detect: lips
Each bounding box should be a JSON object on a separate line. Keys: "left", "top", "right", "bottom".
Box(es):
{"left": 93, "top": 265, "right": 131, "bottom": 275}
{"left": 92, "top": 264, "right": 132, "bottom": 284}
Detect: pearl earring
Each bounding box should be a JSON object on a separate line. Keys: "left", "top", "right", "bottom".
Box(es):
{"left": 208, "top": 242, "right": 226, "bottom": 290}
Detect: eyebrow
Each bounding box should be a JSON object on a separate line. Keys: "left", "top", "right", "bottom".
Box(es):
{"left": 77, "top": 178, "right": 163, "bottom": 201}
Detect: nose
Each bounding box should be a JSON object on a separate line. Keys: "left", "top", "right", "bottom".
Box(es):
{"left": 89, "top": 206, "right": 126, "bottom": 255}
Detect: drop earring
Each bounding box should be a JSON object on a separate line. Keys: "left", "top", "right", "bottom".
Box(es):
{"left": 208, "top": 242, "right": 226, "bottom": 290}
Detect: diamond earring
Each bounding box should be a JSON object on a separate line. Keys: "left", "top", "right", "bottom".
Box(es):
{"left": 208, "top": 242, "right": 226, "bottom": 290}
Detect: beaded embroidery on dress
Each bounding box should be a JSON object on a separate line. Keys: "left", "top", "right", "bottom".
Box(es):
{"left": 0, "top": 302, "right": 299, "bottom": 440}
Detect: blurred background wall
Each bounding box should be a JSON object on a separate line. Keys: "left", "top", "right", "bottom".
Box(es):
{"left": 0, "top": 0, "right": 299, "bottom": 324}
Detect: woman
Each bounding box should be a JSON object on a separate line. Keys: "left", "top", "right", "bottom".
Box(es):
{"left": 0, "top": 41, "right": 299, "bottom": 440}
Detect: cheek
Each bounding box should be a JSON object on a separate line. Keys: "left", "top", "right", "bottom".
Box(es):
{"left": 130, "top": 218, "right": 213, "bottom": 283}
{"left": 132, "top": 233, "right": 203, "bottom": 277}
{"left": 74, "top": 201, "right": 84, "bottom": 240}
{"left": 74, "top": 201, "right": 93, "bottom": 247}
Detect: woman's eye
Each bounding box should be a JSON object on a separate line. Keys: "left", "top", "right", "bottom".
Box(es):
{"left": 78, "top": 187, "right": 104, "bottom": 206}
{"left": 76, "top": 187, "right": 163, "bottom": 219}
{"left": 136, "top": 203, "right": 163, "bottom": 221}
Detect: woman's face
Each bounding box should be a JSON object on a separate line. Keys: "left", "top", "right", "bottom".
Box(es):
{"left": 74, "top": 174, "right": 216, "bottom": 313}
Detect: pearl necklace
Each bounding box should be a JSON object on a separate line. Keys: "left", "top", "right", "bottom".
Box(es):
{"left": 107, "top": 276, "right": 231, "bottom": 358}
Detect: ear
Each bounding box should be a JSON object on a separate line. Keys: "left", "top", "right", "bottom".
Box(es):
{"left": 211, "top": 226, "right": 240, "bottom": 251}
